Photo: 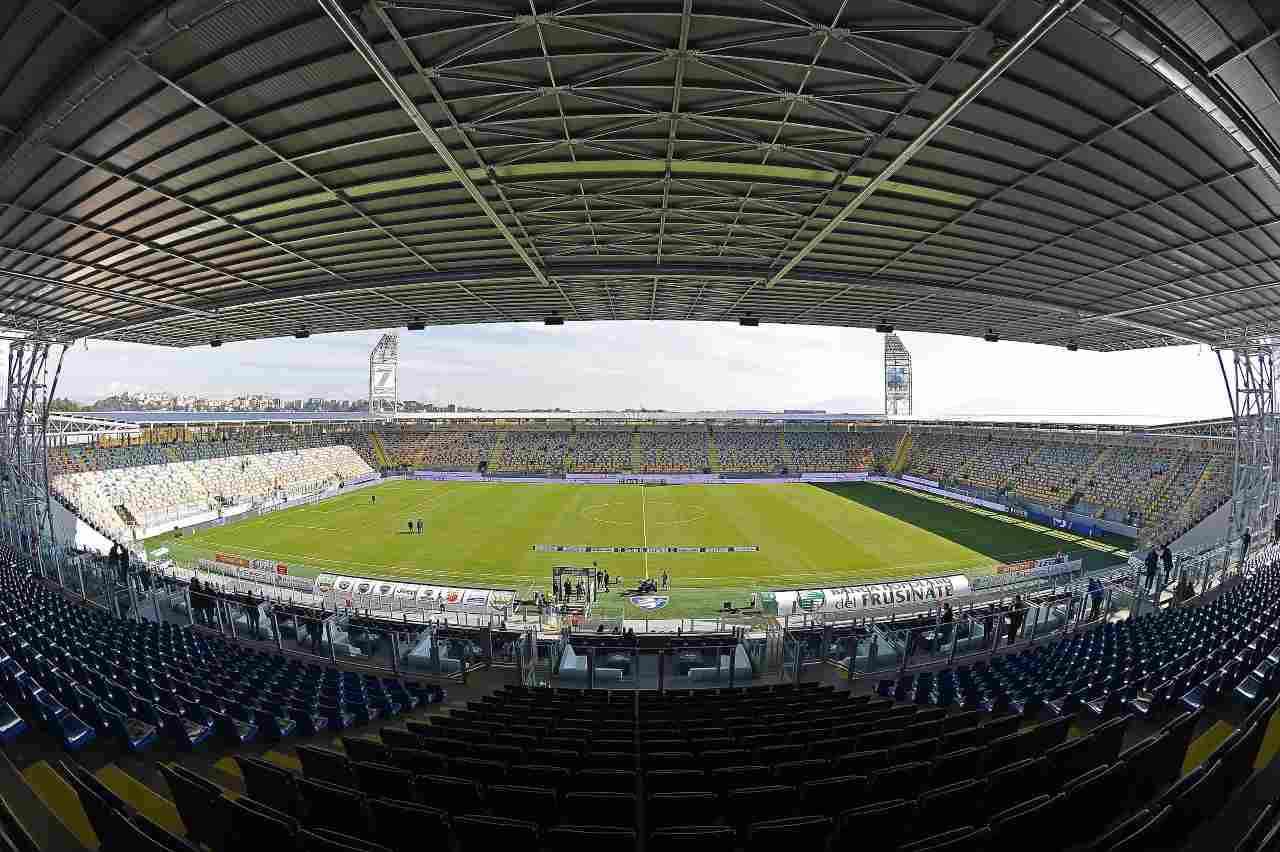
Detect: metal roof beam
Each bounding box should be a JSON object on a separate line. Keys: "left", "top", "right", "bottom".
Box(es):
{"left": 764, "top": 0, "right": 1083, "bottom": 289}
{"left": 75, "top": 261, "right": 1113, "bottom": 339}
{"left": 317, "top": 0, "right": 553, "bottom": 295}
{"left": 1207, "top": 30, "right": 1280, "bottom": 76}
{"left": 0, "top": 264, "right": 284, "bottom": 338}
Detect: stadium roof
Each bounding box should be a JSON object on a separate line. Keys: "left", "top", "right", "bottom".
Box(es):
{"left": 2, "top": 0, "right": 1280, "bottom": 350}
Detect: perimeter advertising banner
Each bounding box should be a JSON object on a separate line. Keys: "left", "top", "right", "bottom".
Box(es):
{"left": 972, "top": 555, "right": 1082, "bottom": 590}
{"left": 198, "top": 558, "right": 313, "bottom": 592}
{"left": 313, "top": 573, "right": 514, "bottom": 613}
{"left": 995, "top": 553, "right": 1074, "bottom": 575}
{"left": 758, "top": 574, "right": 971, "bottom": 617}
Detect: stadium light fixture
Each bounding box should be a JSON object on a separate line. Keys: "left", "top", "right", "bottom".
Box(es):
{"left": 983, "top": 330, "right": 999, "bottom": 343}
{"left": 210, "top": 338, "right": 222, "bottom": 348}
{"left": 544, "top": 313, "right": 564, "bottom": 326}
{"left": 875, "top": 321, "right": 894, "bottom": 334}
{"left": 295, "top": 328, "right": 311, "bottom": 339}
{"left": 1066, "top": 340, "right": 1079, "bottom": 352}
{"left": 406, "top": 318, "right": 426, "bottom": 331}
{"left": 739, "top": 312, "right": 760, "bottom": 327}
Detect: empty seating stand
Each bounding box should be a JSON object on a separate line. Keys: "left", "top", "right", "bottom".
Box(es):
{"left": 0, "top": 544, "right": 1278, "bottom": 851}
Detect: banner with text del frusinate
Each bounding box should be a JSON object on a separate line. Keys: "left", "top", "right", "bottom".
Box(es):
{"left": 757, "top": 574, "right": 971, "bottom": 617}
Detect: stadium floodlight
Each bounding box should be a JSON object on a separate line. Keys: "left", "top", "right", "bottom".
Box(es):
{"left": 875, "top": 321, "right": 894, "bottom": 334}
{"left": 406, "top": 318, "right": 425, "bottom": 331}
{"left": 295, "top": 328, "right": 310, "bottom": 339}
{"left": 210, "top": 338, "right": 222, "bottom": 348}
{"left": 984, "top": 330, "right": 999, "bottom": 342}
{"left": 544, "top": 313, "right": 564, "bottom": 326}
{"left": 1066, "top": 340, "right": 1079, "bottom": 352}
{"left": 739, "top": 312, "right": 760, "bottom": 327}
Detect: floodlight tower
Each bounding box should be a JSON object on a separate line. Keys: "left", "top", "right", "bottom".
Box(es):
{"left": 0, "top": 334, "right": 69, "bottom": 569}
{"left": 884, "top": 333, "right": 912, "bottom": 417}
{"left": 368, "top": 333, "right": 399, "bottom": 418}
{"left": 1218, "top": 330, "right": 1280, "bottom": 551}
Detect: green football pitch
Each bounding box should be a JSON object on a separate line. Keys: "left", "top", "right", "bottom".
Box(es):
{"left": 146, "top": 480, "right": 1132, "bottom": 619}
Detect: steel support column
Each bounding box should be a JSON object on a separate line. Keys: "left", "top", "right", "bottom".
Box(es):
{"left": 0, "top": 335, "right": 68, "bottom": 571}
{"left": 1217, "top": 334, "right": 1280, "bottom": 555}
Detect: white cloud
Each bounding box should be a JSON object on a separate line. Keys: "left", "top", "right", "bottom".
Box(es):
{"left": 47, "top": 323, "right": 1230, "bottom": 423}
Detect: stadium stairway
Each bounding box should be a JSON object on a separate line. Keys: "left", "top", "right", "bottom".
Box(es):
{"left": 486, "top": 433, "right": 507, "bottom": 471}
{"left": 369, "top": 433, "right": 391, "bottom": 470}
{"left": 707, "top": 432, "right": 720, "bottom": 472}
{"left": 629, "top": 434, "right": 643, "bottom": 472}
{"left": 563, "top": 433, "right": 576, "bottom": 472}
{"left": 1143, "top": 453, "right": 1190, "bottom": 529}
{"left": 1168, "top": 459, "right": 1227, "bottom": 541}
{"left": 779, "top": 433, "right": 794, "bottom": 470}
{"left": 891, "top": 431, "right": 912, "bottom": 475}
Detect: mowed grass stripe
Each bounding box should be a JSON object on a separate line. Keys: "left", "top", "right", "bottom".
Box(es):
{"left": 148, "top": 481, "right": 1131, "bottom": 619}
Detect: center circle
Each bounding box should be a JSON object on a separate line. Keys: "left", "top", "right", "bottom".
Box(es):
{"left": 581, "top": 500, "right": 708, "bottom": 526}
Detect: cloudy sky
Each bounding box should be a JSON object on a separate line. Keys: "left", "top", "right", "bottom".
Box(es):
{"left": 57, "top": 322, "right": 1231, "bottom": 423}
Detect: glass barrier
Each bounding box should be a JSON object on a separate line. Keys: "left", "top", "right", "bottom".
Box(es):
{"left": 163, "top": 581, "right": 195, "bottom": 629}
{"left": 274, "top": 609, "right": 332, "bottom": 660}
{"left": 78, "top": 556, "right": 119, "bottom": 614}
{"left": 400, "top": 627, "right": 483, "bottom": 677}
{"left": 189, "top": 590, "right": 223, "bottom": 632}
{"left": 336, "top": 616, "right": 397, "bottom": 671}
{"left": 397, "top": 623, "right": 446, "bottom": 677}
{"left": 591, "top": 647, "right": 640, "bottom": 689}
{"left": 491, "top": 630, "right": 520, "bottom": 668}
{"left": 741, "top": 633, "right": 770, "bottom": 676}
{"left": 667, "top": 644, "right": 749, "bottom": 689}
{"left": 227, "top": 598, "right": 276, "bottom": 644}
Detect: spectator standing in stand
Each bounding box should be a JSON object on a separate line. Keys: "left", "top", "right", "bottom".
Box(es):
{"left": 1241, "top": 528, "right": 1253, "bottom": 568}
{"left": 189, "top": 577, "right": 203, "bottom": 624}
{"left": 939, "top": 602, "right": 954, "bottom": 649}
{"left": 983, "top": 604, "right": 996, "bottom": 648}
{"left": 1088, "top": 579, "right": 1104, "bottom": 621}
{"left": 1161, "top": 543, "right": 1174, "bottom": 588}
{"left": 1145, "top": 547, "right": 1159, "bottom": 589}
{"left": 1007, "top": 595, "right": 1026, "bottom": 646}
